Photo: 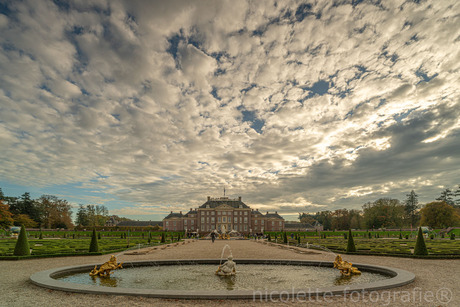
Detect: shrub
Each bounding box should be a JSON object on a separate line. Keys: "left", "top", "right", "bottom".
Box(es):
{"left": 414, "top": 227, "right": 428, "bottom": 256}
{"left": 89, "top": 229, "right": 99, "bottom": 253}
{"left": 399, "top": 232, "right": 402, "bottom": 239}
{"left": 161, "top": 232, "right": 165, "bottom": 243}
{"left": 283, "top": 232, "right": 287, "bottom": 244}
{"left": 14, "top": 225, "right": 30, "bottom": 256}
{"left": 451, "top": 233, "right": 455, "bottom": 240}
{"left": 39, "top": 231, "right": 43, "bottom": 240}
{"left": 346, "top": 229, "right": 356, "bottom": 253}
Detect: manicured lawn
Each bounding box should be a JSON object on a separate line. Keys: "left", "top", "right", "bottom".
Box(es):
{"left": 266, "top": 231, "right": 460, "bottom": 257}
{"left": 0, "top": 230, "right": 184, "bottom": 257}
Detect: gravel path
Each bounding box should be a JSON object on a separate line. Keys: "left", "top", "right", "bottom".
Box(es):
{"left": 0, "top": 239, "right": 458, "bottom": 306}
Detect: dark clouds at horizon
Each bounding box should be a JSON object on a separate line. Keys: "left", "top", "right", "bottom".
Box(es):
{"left": 0, "top": 0, "right": 459, "bottom": 220}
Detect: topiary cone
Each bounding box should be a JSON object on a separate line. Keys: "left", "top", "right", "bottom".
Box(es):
{"left": 89, "top": 228, "right": 99, "bottom": 253}
{"left": 414, "top": 227, "right": 428, "bottom": 256}
{"left": 346, "top": 229, "right": 356, "bottom": 253}
{"left": 14, "top": 225, "right": 30, "bottom": 256}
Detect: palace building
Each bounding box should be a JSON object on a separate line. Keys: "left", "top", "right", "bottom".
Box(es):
{"left": 162, "top": 196, "right": 284, "bottom": 233}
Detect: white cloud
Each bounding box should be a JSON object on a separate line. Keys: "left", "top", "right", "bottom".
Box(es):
{"left": 0, "top": 0, "right": 459, "bottom": 218}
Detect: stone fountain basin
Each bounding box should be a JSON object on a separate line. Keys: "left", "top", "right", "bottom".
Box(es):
{"left": 30, "top": 259, "right": 415, "bottom": 300}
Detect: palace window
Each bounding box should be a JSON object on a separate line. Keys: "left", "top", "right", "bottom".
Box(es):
{"left": 261, "top": 220, "right": 264, "bottom": 225}
{"left": 222, "top": 211, "right": 226, "bottom": 215}
{"left": 191, "top": 220, "right": 194, "bottom": 225}
{"left": 234, "top": 217, "right": 237, "bottom": 223}
{"left": 211, "top": 217, "right": 215, "bottom": 223}
{"left": 211, "top": 211, "right": 215, "bottom": 215}
{"left": 166, "top": 221, "right": 169, "bottom": 226}
{"left": 255, "top": 219, "right": 258, "bottom": 225}
{"left": 201, "top": 217, "right": 204, "bottom": 223}
{"left": 184, "top": 220, "right": 187, "bottom": 225}
{"left": 173, "top": 221, "right": 176, "bottom": 226}
{"left": 206, "top": 217, "right": 209, "bottom": 223}
{"left": 244, "top": 211, "right": 248, "bottom": 215}
{"left": 244, "top": 217, "right": 248, "bottom": 223}
{"left": 218, "top": 217, "right": 221, "bottom": 223}
{"left": 279, "top": 221, "right": 282, "bottom": 226}
{"left": 223, "top": 216, "right": 227, "bottom": 223}
{"left": 244, "top": 225, "right": 248, "bottom": 231}
{"left": 272, "top": 221, "right": 274, "bottom": 226}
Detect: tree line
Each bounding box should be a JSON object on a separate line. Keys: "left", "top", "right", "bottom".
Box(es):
{"left": 0, "top": 188, "right": 130, "bottom": 230}
{"left": 299, "top": 187, "right": 460, "bottom": 230}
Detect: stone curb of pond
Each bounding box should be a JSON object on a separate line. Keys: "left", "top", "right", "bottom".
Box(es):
{"left": 29, "top": 259, "right": 415, "bottom": 300}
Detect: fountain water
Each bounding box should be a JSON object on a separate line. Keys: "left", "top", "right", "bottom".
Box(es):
{"left": 302, "top": 243, "right": 337, "bottom": 257}
{"left": 219, "top": 244, "right": 233, "bottom": 266}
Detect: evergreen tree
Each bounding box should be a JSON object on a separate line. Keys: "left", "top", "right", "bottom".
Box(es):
{"left": 451, "top": 233, "right": 455, "bottom": 240}
{"left": 436, "top": 189, "right": 455, "bottom": 206}
{"left": 346, "top": 229, "right": 356, "bottom": 253}
{"left": 454, "top": 185, "right": 460, "bottom": 208}
{"left": 283, "top": 232, "right": 288, "bottom": 244}
{"left": 89, "top": 228, "right": 99, "bottom": 253}
{"left": 414, "top": 227, "right": 428, "bottom": 256}
{"left": 14, "top": 225, "right": 30, "bottom": 256}
{"left": 161, "top": 232, "right": 165, "bottom": 243}
{"left": 404, "top": 190, "right": 419, "bottom": 227}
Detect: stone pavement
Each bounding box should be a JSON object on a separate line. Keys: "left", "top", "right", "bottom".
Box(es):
{"left": 0, "top": 239, "right": 458, "bottom": 306}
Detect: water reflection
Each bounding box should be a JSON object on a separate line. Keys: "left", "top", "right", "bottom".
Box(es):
{"left": 334, "top": 274, "right": 355, "bottom": 286}
{"left": 218, "top": 275, "right": 236, "bottom": 290}
{"left": 91, "top": 276, "right": 119, "bottom": 287}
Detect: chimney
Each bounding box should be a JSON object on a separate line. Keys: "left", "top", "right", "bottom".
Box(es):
{"left": 238, "top": 196, "right": 242, "bottom": 201}
{"left": 180, "top": 211, "right": 182, "bottom": 214}
{"left": 275, "top": 211, "right": 277, "bottom": 214}
{"left": 256, "top": 208, "right": 259, "bottom": 211}
{"left": 207, "top": 196, "right": 211, "bottom": 201}
{"left": 190, "top": 208, "right": 192, "bottom": 211}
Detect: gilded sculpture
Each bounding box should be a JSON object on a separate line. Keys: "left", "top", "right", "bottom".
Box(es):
{"left": 89, "top": 255, "right": 123, "bottom": 277}
{"left": 333, "top": 254, "right": 361, "bottom": 276}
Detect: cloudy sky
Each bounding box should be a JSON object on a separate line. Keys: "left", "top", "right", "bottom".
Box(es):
{"left": 0, "top": 0, "right": 459, "bottom": 221}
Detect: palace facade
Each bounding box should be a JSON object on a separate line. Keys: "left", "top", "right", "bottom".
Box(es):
{"left": 163, "top": 196, "right": 284, "bottom": 233}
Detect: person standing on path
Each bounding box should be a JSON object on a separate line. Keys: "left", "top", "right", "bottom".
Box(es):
{"left": 211, "top": 231, "right": 216, "bottom": 243}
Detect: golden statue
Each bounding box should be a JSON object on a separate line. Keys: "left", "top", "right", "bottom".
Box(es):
{"left": 89, "top": 255, "right": 123, "bottom": 277}
{"left": 333, "top": 255, "right": 361, "bottom": 276}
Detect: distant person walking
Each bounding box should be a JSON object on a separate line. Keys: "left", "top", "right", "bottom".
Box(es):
{"left": 211, "top": 231, "right": 216, "bottom": 243}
